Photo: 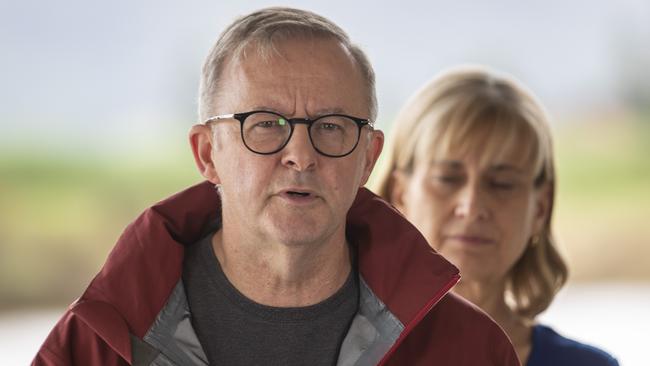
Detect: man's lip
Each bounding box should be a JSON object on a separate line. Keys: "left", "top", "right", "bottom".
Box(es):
{"left": 445, "top": 235, "right": 495, "bottom": 245}
{"left": 278, "top": 188, "right": 319, "bottom": 197}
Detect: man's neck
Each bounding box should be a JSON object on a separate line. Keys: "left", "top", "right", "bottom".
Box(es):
{"left": 211, "top": 228, "right": 352, "bottom": 307}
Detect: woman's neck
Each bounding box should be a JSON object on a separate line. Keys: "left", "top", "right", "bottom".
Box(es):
{"left": 453, "top": 278, "right": 534, "bottom": 365}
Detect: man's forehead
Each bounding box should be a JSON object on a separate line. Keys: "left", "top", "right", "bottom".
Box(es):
{"left": 232, "top": 38, "right": 356, "bottom": 78}
{"left": 216, "top": 38, "right": 368, "bottom": 116}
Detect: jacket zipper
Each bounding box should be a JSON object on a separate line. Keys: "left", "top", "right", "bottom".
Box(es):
{"left": 376, "top": 273, "right": 461, "bottom": 366}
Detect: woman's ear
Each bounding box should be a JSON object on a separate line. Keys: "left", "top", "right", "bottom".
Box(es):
{"left": 189, "top": 124, "right": 221, "bottom": 184}
{"left": 389, "top": 170, "right": 408, "bottom": 212}
{"left": 533, "top": 181, "right": 552, "bottom": 234}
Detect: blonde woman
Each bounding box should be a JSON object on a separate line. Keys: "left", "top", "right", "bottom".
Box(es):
{"left": 374, "top": 66, "right": 618, "bottom": 365}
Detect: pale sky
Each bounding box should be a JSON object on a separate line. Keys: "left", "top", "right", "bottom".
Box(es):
{"left": 1, "top": 0, "right": 648, "bottom": 150}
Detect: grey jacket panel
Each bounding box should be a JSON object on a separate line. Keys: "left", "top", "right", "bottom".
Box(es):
{"left": 131, "top": 334, "right": 160, "bottom": 366}
{"left": 132, "top": 277, "right": 403, "bottom": 366}
{"left": 337, "top": 278, "right": 404, "bottom": 366}
{"left": 135, "top": 281, "right": 208, "bottom": 366}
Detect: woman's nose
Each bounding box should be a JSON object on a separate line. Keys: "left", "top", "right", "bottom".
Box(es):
{"left": 453, "top": 184, "right": 490, "bottom": 221}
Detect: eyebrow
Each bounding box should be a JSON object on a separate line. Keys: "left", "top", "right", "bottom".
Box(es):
{"left": 313, "top": 107, "right": 347, "bottom": 116}
{"left": 488, "top": 164, "right": 525, "bottom": 174}
{"left": 248, "top": 106, "right": 348, "bottom": 117}
{"left": 248, "top": 105, "right": 285, "bottom": 114}
{"left": 430, "top": 160, "right": 464, "bottom": 169}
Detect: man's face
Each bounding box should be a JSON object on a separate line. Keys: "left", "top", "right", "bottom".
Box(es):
{"left": 199, "top": 37, "right": 383, "bottom": 247}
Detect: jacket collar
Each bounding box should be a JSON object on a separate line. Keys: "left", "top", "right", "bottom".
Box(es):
{"left": 346, "top": 187, "right": 460, "bottom": 326}
{"left": 74, "top": 181, "right": 459, "bottom": 361}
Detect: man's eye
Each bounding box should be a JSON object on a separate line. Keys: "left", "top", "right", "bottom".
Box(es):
{"left": 255, "top": 120, "right": 279, "bottom": 128}
{"left": 319, "top": 122, "right": 342, "bottom": 130}
{"left": 255, "top": 121, "right": 275, "bottom": 128}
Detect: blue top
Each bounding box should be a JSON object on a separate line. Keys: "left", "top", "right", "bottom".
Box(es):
{"left": 527, "top": 324, "right": 619, "bottom": 366}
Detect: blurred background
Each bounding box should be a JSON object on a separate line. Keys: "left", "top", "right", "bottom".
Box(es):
{"left": 1, "top": 0, "right": 648, "bottom": 364}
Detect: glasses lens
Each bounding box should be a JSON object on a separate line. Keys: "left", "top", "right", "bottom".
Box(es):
{"left": 242, "top": 112, "right": 291, "bottom": 153}
{"left": 311, "top": 116, "right": 360, "bottom": 156}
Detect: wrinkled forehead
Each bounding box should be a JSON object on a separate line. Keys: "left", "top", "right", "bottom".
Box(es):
{"left": 215, "top": 37, "right": 368, "bottom": 116}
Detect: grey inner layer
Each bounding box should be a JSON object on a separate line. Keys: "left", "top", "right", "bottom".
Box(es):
{"left": 182, "top": 232, "right": 360, "bottom": 366}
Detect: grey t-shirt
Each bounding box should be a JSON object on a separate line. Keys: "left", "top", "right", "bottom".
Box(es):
{"left": 183, "top": 232, "right": 359, "bottom": 366}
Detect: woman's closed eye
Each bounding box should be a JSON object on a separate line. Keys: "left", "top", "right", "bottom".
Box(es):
{"left": 432, "top": 175, "right": 465, "bottom": 185}
{"left": 487, "top": 178, "right": 518, "bottom": 191}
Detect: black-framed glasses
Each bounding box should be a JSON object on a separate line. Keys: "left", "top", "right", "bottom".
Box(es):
{"left": 204, "top": 110, "right": 374, "bottom": 158}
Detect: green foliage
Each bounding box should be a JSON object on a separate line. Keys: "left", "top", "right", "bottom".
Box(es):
{"left": 1, "top": 115, "right": 648, "bottom": 309}
{"left": 0, "top": 149, "right": 199, "bottom": 309}
{"left": 556, "top": 116, "right": 650, "bottom": 202}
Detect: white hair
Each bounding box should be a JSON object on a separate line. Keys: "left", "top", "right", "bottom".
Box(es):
{"left": 198, "top": 7, "right": 377, "bottom": 122}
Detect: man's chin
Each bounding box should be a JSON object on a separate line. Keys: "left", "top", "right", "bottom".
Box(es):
{"left": 261, "top": 205, "right": 340, "bottom": 245}
{"left": 271, "top": 221, "right": 324, "bottom": 245}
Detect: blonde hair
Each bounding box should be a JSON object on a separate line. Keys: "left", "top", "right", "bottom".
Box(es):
{"left": 198, "top": 7, "right": 377, "bottom": 121}
{"left": 374, "top": 65, "right": 568, "bottom": 320}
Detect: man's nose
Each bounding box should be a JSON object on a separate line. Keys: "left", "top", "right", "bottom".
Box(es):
{"left": 453, "top": 183, "right": 490, "bottom": 221}
{"left": 280, "top": 124, "right": 318, "bottom": 171}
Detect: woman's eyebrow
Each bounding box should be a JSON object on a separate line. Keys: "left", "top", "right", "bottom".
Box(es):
{"left": 489, "top": 164, "right": 525, "bottom": 174}
{"left": 431, "top": 160, "right": 464, "bottom": 169}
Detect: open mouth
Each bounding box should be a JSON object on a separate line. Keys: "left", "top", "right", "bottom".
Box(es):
{"left": 286, "top": 191, "right": 310, "bottom": 197}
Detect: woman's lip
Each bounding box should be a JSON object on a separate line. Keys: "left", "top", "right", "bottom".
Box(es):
{"left": 445, "top": 235, "right": 495, "bottom": 245}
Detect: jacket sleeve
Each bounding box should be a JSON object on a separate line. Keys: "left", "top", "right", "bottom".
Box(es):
{"left": 32, "top": 310, "right": 129, "bottom": 366}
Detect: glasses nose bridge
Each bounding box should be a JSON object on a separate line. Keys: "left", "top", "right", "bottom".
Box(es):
{"left": 287, "top": 117, "right": 316, "bottom": 140}
{"left": 285, "top": 117, "right": 314, "bottom": 146}
{"left": 287, "top": 117, "right": 313, "bottom": 128}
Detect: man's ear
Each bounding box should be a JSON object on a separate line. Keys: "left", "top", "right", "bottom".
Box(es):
{"left": 359, "top": 130, "right": 384, "bottom": 186}
{"left": 389, "top": 170, "right": 408, "bottom": 212}
{"left": 189, "top": 124, "right": 220, "bottom": 184}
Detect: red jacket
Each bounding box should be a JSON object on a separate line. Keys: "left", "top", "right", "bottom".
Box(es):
{"left": 33, "top": 181, "right": 520, "bottom": 365}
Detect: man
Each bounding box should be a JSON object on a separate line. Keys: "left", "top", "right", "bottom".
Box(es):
{"left": 34, "top": 7, "right": 520, "bottom": 366}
